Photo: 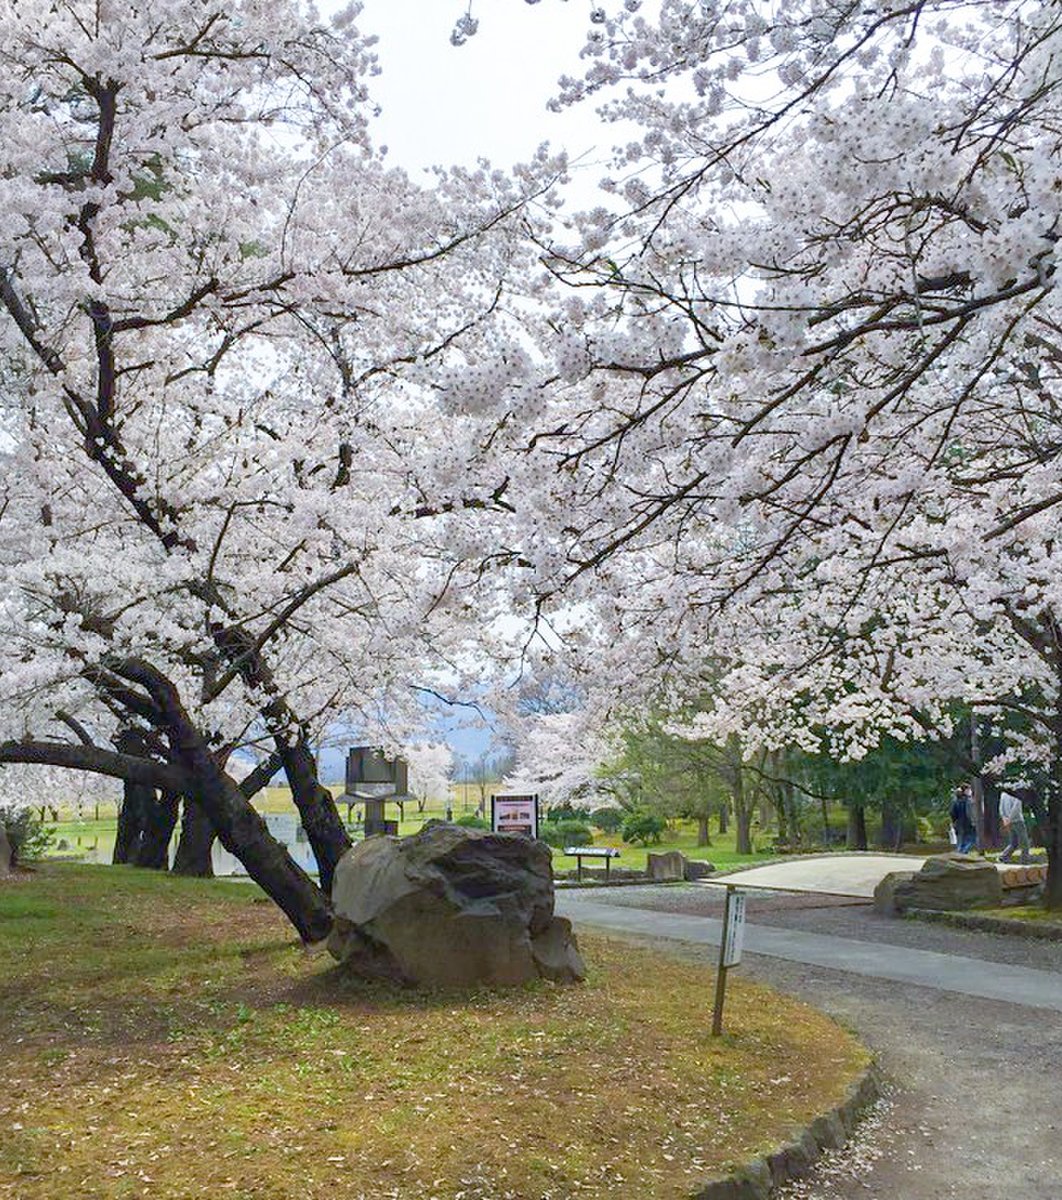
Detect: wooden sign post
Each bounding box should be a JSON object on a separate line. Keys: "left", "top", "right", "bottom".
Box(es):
{"left": 711, "top": 885, "right": 747, "bottom": 1036}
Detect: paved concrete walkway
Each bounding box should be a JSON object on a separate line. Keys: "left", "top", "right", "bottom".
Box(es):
{"left": 557, "top": 894, "right": 1062, "bottom": 1011}
{"left": 709, "top": 851, "right": 1018, "bottom": 897}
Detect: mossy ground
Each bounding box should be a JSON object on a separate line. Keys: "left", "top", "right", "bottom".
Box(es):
{"left": 1, "top": 865, "right": 868, "bottom": 1199}
{"left": 978, "top": 904, "right": 1062, "bottom": 927}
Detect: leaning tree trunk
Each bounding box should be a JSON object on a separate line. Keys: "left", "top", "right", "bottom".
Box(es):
{"left": 185, "top": 762, "right": 334, "bottom": 942}
{"left": 133, "top": 790, "right": 179, "bottom": 869}
{"left": 114, "top": 658, "right": 335, "bottom": 942}
{"left": 113, "top": 780, "right": 149, "bottom": 864}
{"left": 846, "top": 803, "right": 868, "bottom": 850}
{"left": 172, "top": 798, "right": 215, "bottom": 877}
{"left": 277, "top": 734, "right": 351, "bottom": 895}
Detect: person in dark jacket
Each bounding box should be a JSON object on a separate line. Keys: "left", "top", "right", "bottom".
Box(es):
{"left": 950, "top": 785, "right": 977, "bottom": 853}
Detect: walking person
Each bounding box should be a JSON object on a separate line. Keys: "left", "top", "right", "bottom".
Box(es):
{"left": 950, "top": 785, "right": 978, "bottom": 854}
{"left": 998, "top": 789, "right": 1032, "bottom": 864}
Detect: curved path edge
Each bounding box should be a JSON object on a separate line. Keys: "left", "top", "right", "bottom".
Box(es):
{"left": 694, "top": 1062, "right": 884, "bottom": 1200}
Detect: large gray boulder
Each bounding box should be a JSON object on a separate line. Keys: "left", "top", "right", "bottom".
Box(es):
{"left": 874, "top": 855, "right": 1002, "bottom": 914}
{"left": 327, "top": 823, "right": 586, "bottom": 988}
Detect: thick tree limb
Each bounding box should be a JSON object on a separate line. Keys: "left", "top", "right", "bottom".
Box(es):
{"left": 0, "top": 740, "right": 187, "bottom": 791}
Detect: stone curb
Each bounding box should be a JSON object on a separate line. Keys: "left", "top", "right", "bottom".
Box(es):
{"left": 906, "top": 908, "right": 1062, "bottom": 942}
{"left": 554, "top": 876, "right": 670, "bottom": 889}
{"left": 691, "top": 1061, "right": 884, "bottom": 1199}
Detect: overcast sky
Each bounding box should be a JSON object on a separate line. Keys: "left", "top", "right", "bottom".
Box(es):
{"left": 358, "top": 2, "right": 616, "bottom": 178}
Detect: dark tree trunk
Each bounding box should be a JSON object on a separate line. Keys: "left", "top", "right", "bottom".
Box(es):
{"left": 878, "top": 799, "right": 899, "bottom": 850}
{"left": 776, "top": 791, "right": 789, "bottom": 844}
{"left": 113, "top": 780, "right": 149, "bottom": 864}
{"left": 981, "top": 784, "right": 1001, "bottom": 848}
{"left": 114, "top": 659, "right": 335, "bottom": 943}
{"left": 277, "top": 735, "right": 351, "bottom": 894}
{"left": 696, "top": 815, "right": 711, "bottom": 847}
{"left": 732, "top": 768, "right": 753, "bottom": 855}
{"left": 735, "top": 802, "right": 753, "bottom": 855}
{"left": 0, "top": 820, "right": 11, "bottom": 875}
{"left": 846, "top": 803, "right": 868, "bottom": 850}
{"left": 172, "top": 798, "right": 215, "bottom": 877}
{"left": 1047, "top": 796, "right": 1062, "bottom": 910}
{"left": 1047, "top": 725, "right": 1062, "bottom": 911}
{"left": 133, "top": 790, "right": 179, "bottom": 869}
{"left": 785, "top": 787, "right": 802, "bottom": 845}
{"left": 717, "top": 800, "right": 728, "bottom": 834}
{"left": 187, "top": 762, "right": 334, "bottom": 941}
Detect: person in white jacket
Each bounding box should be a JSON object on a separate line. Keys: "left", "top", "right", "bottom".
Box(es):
{"left": 998, "top": 791, "right": 1032, "bottom": 865}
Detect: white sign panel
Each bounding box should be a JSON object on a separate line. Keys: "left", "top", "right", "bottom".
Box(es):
{"left": 491, "top": 794, "right": 539, "bottom": 839}
{"left": 264, "top": 812, "right": 299, "bottom": 848}
{"left": 722, "top": 891, "right": 747, "bottom": 968}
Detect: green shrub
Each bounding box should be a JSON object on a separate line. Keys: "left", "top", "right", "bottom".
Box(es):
{"left": 544, "top": 802, "right": 592, "bottom": 824}
{"left": 0, "top": 806, "right": 54, "bottom": 865}
{"left": 622, "top": 809, "right": 666, "bottom": 846}
{"left": 539, "top": 820, "right": 594, "bottom": 849}
{"left": 454, "top": 814, "right": 489, "bottom": 830}
{"left": 590, "top": 807, "right": 622, "bottom": 833}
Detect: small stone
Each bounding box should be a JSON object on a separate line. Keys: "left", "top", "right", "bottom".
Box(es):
{"left": 646, "top": 850, "right": 686, "bottom": 882}
{"left": 684, "top": 859, "right": 716, "bottom": 881}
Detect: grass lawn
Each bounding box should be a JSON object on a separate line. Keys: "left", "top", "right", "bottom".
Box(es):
{"left": 551, "top": 828, "right": 773, "bottom": 874}
{"left": 44, "top": 796, "right": 775, "bottom": 876}
{"left": 0, "top": 865, "right": 869, "bottom": 1200}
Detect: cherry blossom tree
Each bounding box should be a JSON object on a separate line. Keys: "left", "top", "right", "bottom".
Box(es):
{"left": 502, "top": 710, "right": 610, "bottom": 809}
{"left": 406, "top": 741, "right": 454, "bottom": 813}
{"left": 501, "top": 0, "right": 1062, "bottom": 902}
{"left": 0, "top": 1, "right": 558, "bottom": 937}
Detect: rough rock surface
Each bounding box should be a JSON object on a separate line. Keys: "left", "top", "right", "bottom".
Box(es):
{"left": 646, "top": 850, "right": 686, "bottom": 882}
{"left": 684, "top": 859, "right": 716, "bottom": 882}
{"left": 327, "top": 823, "right": 586, "bottom": 987}
{"left": 874, "top": 854, "right": 1003, "bottom": 915}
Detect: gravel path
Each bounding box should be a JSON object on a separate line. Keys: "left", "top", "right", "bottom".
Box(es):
{"left": 568, "top": 885, "right": 1062, "bottom": 1200}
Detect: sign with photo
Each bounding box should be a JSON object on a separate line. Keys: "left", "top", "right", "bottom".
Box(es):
{"left": 491, "top": 793, "right": 539, "bottom": 839}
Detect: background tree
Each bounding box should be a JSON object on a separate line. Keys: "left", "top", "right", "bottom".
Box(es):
{"left": 498, "top": 0, "right": 1062, "bottom": 905}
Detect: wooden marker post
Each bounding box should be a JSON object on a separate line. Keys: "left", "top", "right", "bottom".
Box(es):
{"left": 711, "top": 885, "right": 747, "bottom": 1036}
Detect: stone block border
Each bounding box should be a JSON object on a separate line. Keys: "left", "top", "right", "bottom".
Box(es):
{"left": 692, "top": 1061, "right": 883, "bottom": 1199}
{"left": 555, "top": 875, "right": 666, "bottom": 889}
{"left": 906, "top": 908, "right": 1062, "bottom": 942}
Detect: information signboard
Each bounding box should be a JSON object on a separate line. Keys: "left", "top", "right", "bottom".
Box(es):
{"left": 721, "top": 891, "right": 747, "bottom": 967}
{"left": 491, "top": 793, "right": 539, "bottom": 838}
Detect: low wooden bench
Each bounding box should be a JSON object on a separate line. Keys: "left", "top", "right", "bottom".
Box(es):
{"left": 565, "top": 846, "right": 621, "bottom": 881}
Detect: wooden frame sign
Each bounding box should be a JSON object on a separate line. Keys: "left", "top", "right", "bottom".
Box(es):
{"left": 491, "top": 793, "right": 539, "bottom": 839}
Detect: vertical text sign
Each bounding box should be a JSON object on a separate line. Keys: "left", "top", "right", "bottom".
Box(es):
{"left": 722, "top": 891, "right": 747, "bottom": 968}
